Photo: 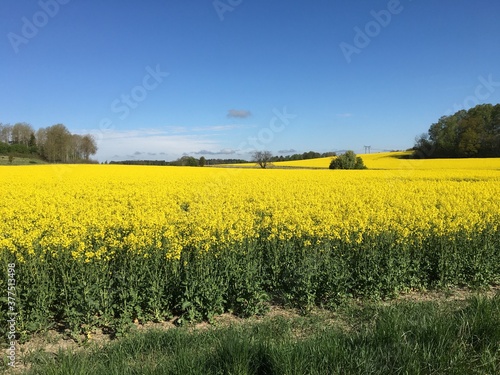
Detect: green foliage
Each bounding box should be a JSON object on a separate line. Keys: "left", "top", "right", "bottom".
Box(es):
{"left": 178, "top": 156, "right": 199, "bottom": 166}
{"left": 271, "top": 150, "right": 337, "bottom": 162}
{"left": 177, "top": 247, "right": 227, "bottom": 324}
{"left": 162, "top": 155, "right": 201, "bottom": 167}
{"left": 0, "top": 142, "right": 37, "bottom": 157}
{"left": 224, "top": 243, "right": 269, "bottom": 317}
{"left": 0, "top": 155, "right": 46, "bottom": 165}
{"left": 0, "top": 227, "right": 499, "bottom": 342}
{"left": 0, "top": 122, "right": 97, "bottom": 163}
{"left": 329, "top": 150, "right": 367, "bottom": 169}
{"left": 414, "top": 103, "right": 500, "bottom": 158}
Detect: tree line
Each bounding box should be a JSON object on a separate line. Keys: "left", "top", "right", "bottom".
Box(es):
{"left": 413, "top": 104, "right": 500, "bottom": 158}
{"left": 109, "top": 156, "right": 249, "bottom": 167}
{"left": 270, "top": 150, "right": 337, "bottom": 162}
{"left": 0, "top": 122, "right": 97, "bottom": 163}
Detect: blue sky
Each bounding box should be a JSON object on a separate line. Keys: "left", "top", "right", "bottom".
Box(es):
{"left": 1, "top": 0, "right": 500, "bottom": 162}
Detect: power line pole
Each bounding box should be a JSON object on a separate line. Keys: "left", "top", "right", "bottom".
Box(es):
{"left": 364, "top": 145, "right": 371, "bottom": 154}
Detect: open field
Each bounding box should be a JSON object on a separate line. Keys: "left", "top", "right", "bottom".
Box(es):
{"left": 223, "top": 151, "right": 500, "bottom": 170}
{"left": 360, "top": 152, "right": 500, "bottom": 170}
{"left": 1, "top": 153, "right": 500, "bottom": 371}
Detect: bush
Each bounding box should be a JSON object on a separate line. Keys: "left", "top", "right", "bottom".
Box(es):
{"left": 329, "top": 150, "right": 367, "bottom": 169}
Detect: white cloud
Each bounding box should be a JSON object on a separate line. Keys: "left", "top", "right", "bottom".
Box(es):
{"left": 278, "top": 149, "right": 297, "bottom": 154}
{"left": 227, "top": 109, "right": 252, "bottom": 119}
{"left": 90, "top": 123, "right": 257, "bottom": 162}
{"left": 193, "top": 148, "right": 238, "bottom": 155}
{"left": 93, "top": 128, "right": 219, "bottom": 161}
{"left": 192, "top": 124, "right": 253, "bottom": 132}
{"left": 165, "top": 126, "right": 188, "bottom": 134}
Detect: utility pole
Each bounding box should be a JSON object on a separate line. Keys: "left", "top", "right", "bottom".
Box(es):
{"left": 364, "top": 145, "right": 371, "bottom": 154}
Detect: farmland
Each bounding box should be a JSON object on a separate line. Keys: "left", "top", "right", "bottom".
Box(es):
{"left": 228, "top": 151, "right": 500, "bottom": 170}
{"left": 1, "top": 154, "right": 499, "bottom": 340}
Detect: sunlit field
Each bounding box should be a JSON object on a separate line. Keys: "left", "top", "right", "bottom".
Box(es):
{"left": 234, "top": 151, "right": 500, "bottom": 170}
{"left": 2, "top": 162, "right": 500, "bottom": 261}
{"left": 1, "top": 153, "right": 500, "bottom": 339}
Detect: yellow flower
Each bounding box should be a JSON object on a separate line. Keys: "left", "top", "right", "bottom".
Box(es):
{"left": 0, "top": 157, "right": 498, "bottom": 261}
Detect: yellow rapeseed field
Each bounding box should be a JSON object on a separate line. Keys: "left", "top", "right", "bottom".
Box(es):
{"left": 1, "top": 156, "right": 500, "bottom": 262}
{"left": 267, "top": 151, "right": 500, "bottom": 169}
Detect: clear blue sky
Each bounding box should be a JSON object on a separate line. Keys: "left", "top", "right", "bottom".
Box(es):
{"left": 2, "top": 0, "right": 500, "bottom": 161}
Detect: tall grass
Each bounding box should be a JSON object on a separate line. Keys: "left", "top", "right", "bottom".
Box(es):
{"left": 15, "top": 294, "right": 500, "bottom": 375}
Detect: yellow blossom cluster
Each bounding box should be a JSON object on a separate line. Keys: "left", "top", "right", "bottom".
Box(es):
{"left": 1, "top": 160, "right": 499, "bottom": 262}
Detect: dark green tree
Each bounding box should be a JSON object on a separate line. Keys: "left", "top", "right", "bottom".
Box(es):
{"left": 329, "top": 150, "right": 366, "bottom": 169}
{"left": 28, "top": 132, "right": 36, "bottom": 148}
{"left": 414, "top": 104, "right": 500, "bottom": 158}
{"left": 176, "top": 156, "right": 198, "bottom": 166}
{"left": 457, "top": 117, "right": 481, "bottom": 156}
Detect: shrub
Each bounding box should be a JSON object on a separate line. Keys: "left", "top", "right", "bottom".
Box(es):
{"left": 329, "top": 150, "right": 367, "bottom": 169}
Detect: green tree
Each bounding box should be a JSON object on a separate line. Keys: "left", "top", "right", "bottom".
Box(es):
{"left": 414, "top": 104, "right": 500, "bottom": 158}
{"left": 457, "top": 118, "right": 481, "bottom": 157}
{"left": 28, "top": 132, "right": 36, "bottom": 148}
{"left": 199, "top": 156, "right": 206, "bottom": 167}
{"left": 329, "top": 150, "right": 366, "bottom": 170}
{"left": 176, "top": 156, "right": 198, "bottom": 166}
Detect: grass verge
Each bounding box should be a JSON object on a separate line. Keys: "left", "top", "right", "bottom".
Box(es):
{"left": 0, "top": 155, "right": 47, "bottom": 165}
{"left": 5, "top": 292, "right": 499, "bottom": 374}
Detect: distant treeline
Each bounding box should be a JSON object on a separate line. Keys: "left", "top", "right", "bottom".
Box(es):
{"left": 414, "top": 103, "right": 500, "bottom": 158}
{"left": 204, "top": 158, "right": 248, "bottom": 165}
{"left": 109, "top": 157, "right": 249, "bottom": 166}
{"left": 270, "top": 151, "right": 337, "bottom": 162}
{"left": 109, "top": 160, "right": 170, "bottom": 166}
{"left": 109, "top": 152, "right": 338, "bottom": 166}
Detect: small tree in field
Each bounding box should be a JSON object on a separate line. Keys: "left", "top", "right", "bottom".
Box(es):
{"left": 252, "top": 151, "right": 273, "bottom": 169}
{"left": 329, "top": 150, "right": 366, "bottom": 170}
{"left": 8, "top": 155, "right": 14, "bottom": 164}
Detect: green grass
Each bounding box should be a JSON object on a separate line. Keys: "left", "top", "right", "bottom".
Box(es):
{"left": 0, "top": 155, "right": 47, "bottom": 165}
{"left": 9, "top": 293, "right": 499, "bottom": 375}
